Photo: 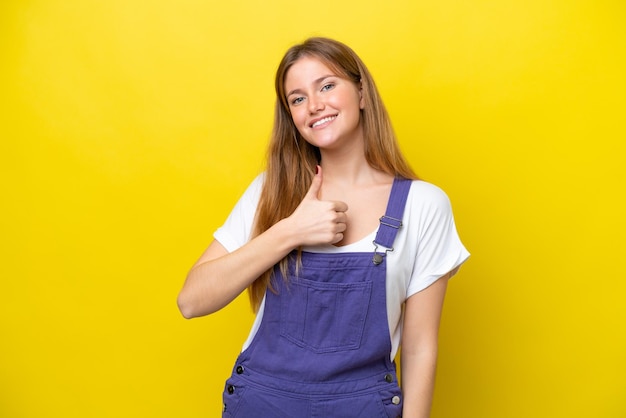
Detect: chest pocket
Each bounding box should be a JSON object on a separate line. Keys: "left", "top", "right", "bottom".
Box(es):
{"left": 280, "top": 276, "right": 373, "bottom": 354}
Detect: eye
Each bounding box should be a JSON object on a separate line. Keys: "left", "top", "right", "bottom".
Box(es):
{"left": 290, "top": 96, "right": 305, "bottom": 106}
{"left": 321, "top": 83, "right": 335, "bottom": 92}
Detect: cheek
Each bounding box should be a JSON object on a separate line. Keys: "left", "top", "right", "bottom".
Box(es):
{"left": 334, "top": 90, "right": 361, "bottom": 111}
{"left": 290, "top": 108, "right": 307, "bottom": 127}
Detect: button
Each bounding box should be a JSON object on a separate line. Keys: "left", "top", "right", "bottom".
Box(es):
{"left": 227, "top": 385, "right": 235, "bottom": 394}
{"left": 385, "top": 373, "right": 393, "bottom": 383}
{"left": 392, "top": 395, "right": 401, "bottom": 405}
{"left": 236, "top": 365, "right": 244, "bottom": 374}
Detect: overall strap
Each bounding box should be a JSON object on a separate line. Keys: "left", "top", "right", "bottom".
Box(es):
{"left": 372, "top": 177, "right": 412, "bottom": 265}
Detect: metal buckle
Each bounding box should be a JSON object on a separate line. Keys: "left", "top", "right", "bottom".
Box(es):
{"left": 379, "top": 215, "right": 402, "bottom": 229}
{"left": 372, "top": 241, "right": 394, "bottom": 265}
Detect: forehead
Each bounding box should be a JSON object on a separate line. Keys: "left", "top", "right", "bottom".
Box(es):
{"left": 284, "top": 56, "right": 342, "bottom": 91}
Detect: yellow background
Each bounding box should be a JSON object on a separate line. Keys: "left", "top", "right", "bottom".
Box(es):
{"left": 1, "top": 0, "right": 624, "bottom": 417}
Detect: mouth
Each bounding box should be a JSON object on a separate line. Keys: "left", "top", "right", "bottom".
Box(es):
{"left": 310, "top": 115, "right": 337, "bottom": 128}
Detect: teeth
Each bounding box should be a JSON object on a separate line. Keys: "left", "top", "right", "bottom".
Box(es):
{"left": 312, "top": 116, "right": 336, "bottom": 128}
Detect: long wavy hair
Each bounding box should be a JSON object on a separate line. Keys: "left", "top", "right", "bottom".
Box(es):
{"left": 248, "top": 37, "right": 417, "bottom": 311}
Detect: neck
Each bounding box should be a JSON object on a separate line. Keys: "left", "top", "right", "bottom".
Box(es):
{"left": 319, "top": 146, "right": 389, "bottom": 187}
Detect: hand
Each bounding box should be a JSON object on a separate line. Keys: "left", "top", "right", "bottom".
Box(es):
{"left": 287, "top": 166, "right": 348, "bottom": 246}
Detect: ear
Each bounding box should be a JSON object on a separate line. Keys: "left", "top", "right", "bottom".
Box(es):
{"left": 359, "top": 79, "right": 365, "bottom": 109}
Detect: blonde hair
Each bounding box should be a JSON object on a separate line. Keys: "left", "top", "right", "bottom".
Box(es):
{"left": 248, "top": 37, "right": 417, "bottom": 311}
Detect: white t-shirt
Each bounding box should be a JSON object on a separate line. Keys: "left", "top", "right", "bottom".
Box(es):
{"left": 214, "top": 174, "right": 470, "bottom": 360}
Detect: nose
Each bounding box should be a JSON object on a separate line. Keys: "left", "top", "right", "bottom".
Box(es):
{"left": 307, "top": 94, "right": 324, "bottom": 114}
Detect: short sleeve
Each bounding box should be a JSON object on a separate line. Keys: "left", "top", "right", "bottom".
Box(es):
{"left": 213, "top": 174, "right": 264, "bottom": 253}
{"left": 406, "top": 183, "right": 470, "bottom": 298}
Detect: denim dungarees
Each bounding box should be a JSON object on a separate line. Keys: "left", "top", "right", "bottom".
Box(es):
{"left": 223, "top": 178, "right": 412, "bottom": 418}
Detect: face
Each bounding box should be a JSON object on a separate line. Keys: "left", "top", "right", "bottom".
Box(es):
{"left": 284, "top": 56, "right": 364, "bottom": 151}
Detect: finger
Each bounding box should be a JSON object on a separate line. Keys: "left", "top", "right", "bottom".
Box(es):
{"left": 335, "top": 222, "right": 347, "bottom": 233}
{"left": 304, "top": 165, "right": 323, "bottom": 200}
{"left": 331, "top": 200, "right": 349, "bottom": 213}
{"left": 334, "top": 212, "right": 348, "bottom": 225}
{"left": 331, "top": 232, "right": 344, "bottom": 244}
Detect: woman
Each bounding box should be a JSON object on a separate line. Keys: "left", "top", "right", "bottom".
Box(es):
{"left": 178, "top": 37, "right": 469, "bottom": 418}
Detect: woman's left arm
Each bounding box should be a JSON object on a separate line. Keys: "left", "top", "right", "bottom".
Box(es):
{"left": 400, "top": 269, "right": 457, "bottom": 418}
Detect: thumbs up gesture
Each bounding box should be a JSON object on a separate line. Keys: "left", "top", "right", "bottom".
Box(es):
{"left": 288, "top": 166, "right": 348, "bottom": 246}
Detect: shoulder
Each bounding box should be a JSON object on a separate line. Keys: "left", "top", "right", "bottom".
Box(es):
{"left": 238, "top": 172, "right": 265, "bottom": 205}
{"left": 248, "top": 172, "right": 266, "bottom": 193}
{"left": 406, "top": 180, "right": 452, "bottom": 210}
{"left": 213, "top": 173, "right": 265, "bottom": 251}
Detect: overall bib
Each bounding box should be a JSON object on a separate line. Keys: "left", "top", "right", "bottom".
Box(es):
{"left": 222, "top": 178, "right": 412, "bottom": 418}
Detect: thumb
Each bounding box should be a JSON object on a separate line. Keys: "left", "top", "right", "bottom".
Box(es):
{"left": 305, "top": 165, "right": 322, "bottom": 200}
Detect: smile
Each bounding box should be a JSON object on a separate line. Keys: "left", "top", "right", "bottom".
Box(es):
{"left": 311, "top": 115, "right": 337, "bottom": 128}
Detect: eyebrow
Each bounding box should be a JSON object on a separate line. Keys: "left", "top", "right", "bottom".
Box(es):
{"left": 286, "top": 75, "right": 337, "bottom": 97}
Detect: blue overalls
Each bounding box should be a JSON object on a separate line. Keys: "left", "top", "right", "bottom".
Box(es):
{"left": 222, "top": 178, "right": 412, "bottom": 418}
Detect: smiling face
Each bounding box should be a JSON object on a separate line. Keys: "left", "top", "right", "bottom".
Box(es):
{"left": 284, "top": 56, "right": 365, "bottom": 151}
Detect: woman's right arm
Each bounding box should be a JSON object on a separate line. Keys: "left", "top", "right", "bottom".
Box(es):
{"left": 177, "top": 167, "right": 347, "bottom": 318}
{"left": 177, "top": 218, "right": 300, "bottom": 318}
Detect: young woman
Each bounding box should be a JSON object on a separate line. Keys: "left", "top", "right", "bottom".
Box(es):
{"left": 178, "top": 37, "right": 469, "bottom": 418}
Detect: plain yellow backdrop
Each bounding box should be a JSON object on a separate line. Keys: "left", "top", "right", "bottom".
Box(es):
{"left": 1, "top": 0, "right": 624, "bottom": 417}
